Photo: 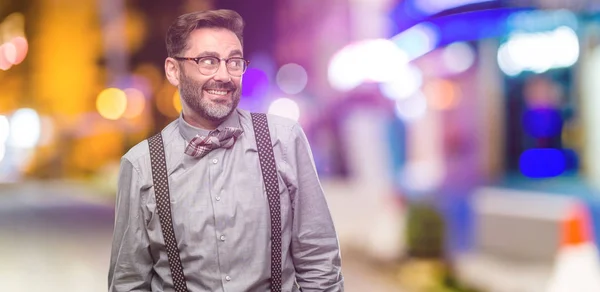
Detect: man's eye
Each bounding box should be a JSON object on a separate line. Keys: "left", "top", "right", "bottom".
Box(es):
{"left": 200, "top": 58, "right": 217, "bottom": 65}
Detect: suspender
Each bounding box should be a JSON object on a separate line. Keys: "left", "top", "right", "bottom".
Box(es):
{"left": 147, "top": 133, "right": 189, "bottom": 292}
{"left": 251, "top": 113, "right": 283, "bottom": 291}
{"left": 147, "top": 113, "right": 282, "bottom": 292}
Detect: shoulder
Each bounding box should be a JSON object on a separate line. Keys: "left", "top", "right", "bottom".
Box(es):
{"left": 265, "top": 113, "right": 298, "bottom": 131}
{"left": 121, "top": 119, "right": 180, "bottom": 168}
{"left": 122, "top": 139, "right": 149, "bottom": 166}
{"left": 237, "top": 108, "right": 301, "bottom": 138}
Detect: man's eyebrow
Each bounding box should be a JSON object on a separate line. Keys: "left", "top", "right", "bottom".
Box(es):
{"left": 195, "top": 51, "right": 220, "bottom": 58}
{"left": 194, "top": 50, "right": 243, "bottom": 58}
{"left": 228, "top": 50, "right": 243, "bottom": 57}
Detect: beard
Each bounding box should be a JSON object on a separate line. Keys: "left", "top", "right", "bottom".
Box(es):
{"left": 179, "top": 72, "right": 241, "bottom": 122}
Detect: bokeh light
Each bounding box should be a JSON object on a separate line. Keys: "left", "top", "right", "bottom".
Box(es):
{"left": 553, "top": 26, "right": 580, "bottom": 67}
{"left": 328, "top": 44, "right": 364, "bottom": 91}
{"left": 520, "top": 148, "right": 566, "bottom": 178}
{"left": 328, "top": 39, "right": 410, "bottom": 92}
{"left": 241, "top": 68, "right": 270, "bottom": 99}
{"left": 507, "top": 9, "right": 578, "bottom": 33}
{"left": 497, "top": 43, "right": 521, "bottom": 76}
{"left": 2, "top": 42, "right": 17, "bottom": 64}
{"left": 395, "top": 91, "right": 428, "bottom": 121}
{"left": 442, "top": 42, "right": 476, "bottom": 74}
{"left": 0, "top": 13, "right": 28, "bottom": 69}
{"left": 276, "top": 63, "right": 308, "bottom": 95}
{"left": 8, "top": 108, "right": 41, "bottom": 148}
{"left": 391, "top": 22, "right": 439, "bottom": 60}
{"left": 10, "top": 36, "right": 28, "bottom": 65}
{"left": 268, "top": 98, "right": 300, "bottom": 122}
{"left": 379, "top": 64, "right": 423, "bottom": 100}
{"left": 122, "top": 88, "right": 146, "bottom": 119}
{"left": 497, "top": 26, "right": 579, "bottom": 76}
{"left": 0, "top": 144, "right": 5, "bottom": 163}
{"left": 96, "top": 88, "right": 127, "bottom": 120}
{"left": 0, "top": 115, "right": 9, "bottom": 143}
{"left": 0, "top": 45, "right": 12, "bottom": 70}
{"left": 360, "top": 39, "right": 410, "bottom": 83}
{"left": 424, "top": 79, "right": 461, "bottom": 110}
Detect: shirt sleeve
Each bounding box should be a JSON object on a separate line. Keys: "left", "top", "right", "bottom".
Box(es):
{"left": 286, "top": 124, "right": 344, "bottom": 291}
{"left": 108, "top": 157, "right": 153, "bottom": 291}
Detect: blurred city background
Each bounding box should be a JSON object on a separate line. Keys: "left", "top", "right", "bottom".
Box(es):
{"left": 1, "top": 0, "right": 600, "bottom": 291}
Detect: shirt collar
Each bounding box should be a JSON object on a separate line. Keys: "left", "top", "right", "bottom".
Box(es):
{"left": 178, "top": 110, "right": 242, "bottom": 142}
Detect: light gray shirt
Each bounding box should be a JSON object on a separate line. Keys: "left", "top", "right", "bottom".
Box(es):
{"left": 108, "top": 108, "right": 344, "bottom": 292}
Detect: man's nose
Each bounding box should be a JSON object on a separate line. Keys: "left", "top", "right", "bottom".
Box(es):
{"left": 213, "top": 60, "right": 231, "bottom": 82}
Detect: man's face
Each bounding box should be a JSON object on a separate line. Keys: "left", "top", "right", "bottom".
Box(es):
{"left": 178, "top": 28, "right": 243, "bottom": 122}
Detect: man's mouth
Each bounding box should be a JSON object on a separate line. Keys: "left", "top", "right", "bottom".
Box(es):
{"left": 204, "top": 89, "right": 230, "bottom": 96}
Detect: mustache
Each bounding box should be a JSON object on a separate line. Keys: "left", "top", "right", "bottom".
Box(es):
{"left": 203, "top": 81, "right": 236, "bottom": 91}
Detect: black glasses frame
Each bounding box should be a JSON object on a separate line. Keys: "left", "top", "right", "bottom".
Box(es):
{"left": 173, "top": 56, "right": 250, "bottom": 76}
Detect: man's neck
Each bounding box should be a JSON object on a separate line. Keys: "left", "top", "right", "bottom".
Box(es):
{"left": 182, "top": 110, "right": 223, "bottom": 130}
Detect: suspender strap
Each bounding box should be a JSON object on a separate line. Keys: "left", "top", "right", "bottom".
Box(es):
{"left": 147, "top": 113, "right": 282, "bottom": 292}
{"left": 148, "top": 133, "right": 188, "bottom": 292}
{"left": 251, "top": 113, "right": 282, "bottom": 292}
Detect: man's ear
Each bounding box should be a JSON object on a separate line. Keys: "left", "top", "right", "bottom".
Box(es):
{"left": 165, "top": 57, "right": 181, "bottom": 86}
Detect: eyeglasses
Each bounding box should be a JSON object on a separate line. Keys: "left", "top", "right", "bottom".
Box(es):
{"left": 173, "top": 56, "right": 250, "bottom": 77}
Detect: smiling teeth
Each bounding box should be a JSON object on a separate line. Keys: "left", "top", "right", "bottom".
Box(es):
{"left": 207, "top": 90, "right": 228, "bottom": 95}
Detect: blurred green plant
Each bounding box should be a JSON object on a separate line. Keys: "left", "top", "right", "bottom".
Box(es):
{"left": 406, "top": 202, "right": 445, "bottom": 259}
{"left": 400, "top": 201, "right": 481, "bottom": 292}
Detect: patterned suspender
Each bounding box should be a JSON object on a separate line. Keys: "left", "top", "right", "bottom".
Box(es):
{"left": 148, "top": 133, "right": 188, "bottom": 292}
{"left": 147, "top": 113, "right": 282, "bottom": 292}
{"left": 251, "top": 113, "right": 283, "bottom": 291}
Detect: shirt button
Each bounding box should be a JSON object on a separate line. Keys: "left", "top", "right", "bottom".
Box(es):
{"left": 212, "top": 158, "right": 218, "bottom": 164}
{"left": 225, "top": 276, "right": 231, "bottom": 281}
{"left": 220, "top": 235, "right": 226, "bottom": 241}
{"left": 216, "top": 196, "right": 221, "bottom": 201}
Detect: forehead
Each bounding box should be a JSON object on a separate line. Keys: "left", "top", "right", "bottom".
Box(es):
{"left": 185, "top": 28, "right": 242, "bottom": 56}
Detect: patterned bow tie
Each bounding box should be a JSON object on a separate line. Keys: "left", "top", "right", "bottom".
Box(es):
{"left": 184, "top": 127, "right": 243, "bottom": 158}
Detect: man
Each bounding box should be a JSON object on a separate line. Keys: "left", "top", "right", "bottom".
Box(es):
{"left": 108, "top": 9, "right": 344, "bottom": 292}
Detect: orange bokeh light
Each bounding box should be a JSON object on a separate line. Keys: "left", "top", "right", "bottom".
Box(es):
{"left": 424, "top": 79, "right": 461, "bottom": 111}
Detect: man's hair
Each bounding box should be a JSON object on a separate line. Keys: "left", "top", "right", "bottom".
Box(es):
{"left": 165, "top": 9, "right": 245, "bottom": 57}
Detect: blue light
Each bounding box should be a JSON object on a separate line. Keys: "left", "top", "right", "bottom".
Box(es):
{"left": 414, "top": 0, "right": 496, "bottom": 16}
{"left": 389, "top": 1, "right": 428, "bottom": 34}
{"left": 507, "top": 9, "right": 579, "bottom": 33}
{"left": 388, "top": 0, "right": 505, "bottom": 36}
{"left": 389, "top": 7, "right": 531, "bottom": 60}
{"left": 391, "top": 22, "right": 439, "bottom": 60}
{"left": 562, "top": 148, "right": 579, "bottom": 173}
{"left": 519, "top": 148, "right": 566, "bottom": 178}
{"left": 522, "top": 108, "right": 563, "bottom": 138}
{"left": 429, "top": 8, "right": 526, "bottom": 46}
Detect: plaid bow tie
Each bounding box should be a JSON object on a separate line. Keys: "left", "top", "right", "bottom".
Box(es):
{"left": 184, "top": 127, "right": 243, "bottom": 158}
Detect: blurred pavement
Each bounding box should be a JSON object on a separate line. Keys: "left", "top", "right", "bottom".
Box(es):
{"left": 0, "top": 181, "right": 403, "bottom": 292}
